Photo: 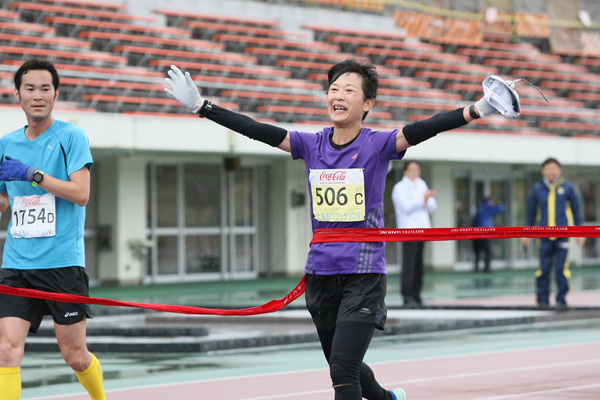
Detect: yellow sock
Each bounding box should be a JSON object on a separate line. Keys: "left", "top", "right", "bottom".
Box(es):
{"left": 75, "top": 353, "right": 106, "bottom": 400}
{"left": 0, "top": 366, "right": 21, "bottom": 400}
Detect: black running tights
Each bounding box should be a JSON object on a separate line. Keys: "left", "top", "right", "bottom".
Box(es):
{"left": 317, "top": 321, "right": 390, "bottom": 400}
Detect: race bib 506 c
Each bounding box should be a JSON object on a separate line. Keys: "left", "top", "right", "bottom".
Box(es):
{"left": 309, "top": 169, "right": 365, "bottom": 222}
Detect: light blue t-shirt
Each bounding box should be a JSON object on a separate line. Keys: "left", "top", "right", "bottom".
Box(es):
{"left": 0, "top": 120, "right": 93, "bottom": 269}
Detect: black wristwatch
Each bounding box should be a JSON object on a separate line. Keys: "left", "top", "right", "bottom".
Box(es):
{"left": 198, "top": 100, "right": 213, "bottom": 118}
{"left": 32, "top": 170, "right": 44, "bottom": 187}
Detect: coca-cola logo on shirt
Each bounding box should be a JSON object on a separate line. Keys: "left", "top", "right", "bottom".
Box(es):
{"left": 20, "top": 196, "right": 42, "bottom": 205}
{"left": 319, "top": 171, "right": 346, "bottom": 181}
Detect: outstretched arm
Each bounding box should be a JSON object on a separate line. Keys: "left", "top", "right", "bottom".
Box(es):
{"left": 164, "top": 65, "right": 290, "bottom": 153}
{"left": 396, "top": 106, "right": 478, "bottom": 153}
{"left": 395, "top": 75, "right": 523, "bottom": 153}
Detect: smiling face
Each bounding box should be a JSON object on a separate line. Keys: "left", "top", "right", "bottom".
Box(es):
{"left": 14, "top": 69, "right": 58, "bottom": 123}
{"left": 326, "top": 72, "right": 374, "bottom": 128}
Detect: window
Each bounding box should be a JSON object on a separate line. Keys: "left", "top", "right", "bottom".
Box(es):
{"left": 147, "top": 161, "right": 263, "bottom": 282}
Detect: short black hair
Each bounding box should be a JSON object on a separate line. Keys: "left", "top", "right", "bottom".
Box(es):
{"left": 403, "top": 160, "right": 420, "bottom": 172}
{"left": 542, "top": 157, "right": 561, "bottom": 168}
{"left": 327, "top": 58, "right": 378, "bottom": 121}
{"left": 14, "top": 59, "right": 60, "bottom": 91}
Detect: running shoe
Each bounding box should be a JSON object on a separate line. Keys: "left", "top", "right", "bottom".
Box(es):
{"left": 389, "top": 388, "right": 407, "bottom": 400}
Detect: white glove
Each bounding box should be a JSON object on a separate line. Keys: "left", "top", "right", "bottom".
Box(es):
{"left": 164, "top": 65, "right": 204, "bottom": 114}
{"left": 474, "top": 96, "right": 498, "bottom": 118}
{"left": 475, "top": 75, "right": 548, "bottom": 119}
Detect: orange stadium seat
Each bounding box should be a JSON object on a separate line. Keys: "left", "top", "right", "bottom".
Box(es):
{"left": 78, "top": 31, "right": 224, "bottom": 53}
{"left": 456, "top": 46, "right": 562, "bottom": 65}
{"left": 190, "top": 74, "right": 323, "bottom": 92}
{"left": 148, "top": 59, "right": 291, "bottom": 80}
{"left": 0, "top": 9, "right": 20, "bottom": 21}
{"left": 580, "top": 32, "right": 600, "bottom": 56}
{"left": 385, "top": 58, "right": 495, "bottom": 77}
{"left": 244, "top": 47, "right": 356, "bottom": 65}
{"left": 2, "top": 59, "right": 163, "bottom": 79}
{"left": 44, "top": 16, "right": 191, "bottom": 38}
{"left": 303, "top": 23, "right": 407, "bottom": 42}
{"left": 181, "top": 20, "right": 307, "bottom": 41}
{"left": 0, "top": 0, "right": 596, "bottom": 130}
{"left": 379, "top": 88, "right": 462, "bottom": 101}
{"left": 83, "top": 94, "right": 240, "bottom": 114}
{"left": 29, "top": 0, "right": 128, "bottom": 11}
{"left": 567, "top": 92, "right": 600, "bottom": 108}
{"left": 0, "top": 32, "right": 92, "bottom": 50}
{"left": 515, "top": 12, "right": 551, "bottom": 39}
{"left": 220, "top": 90, "right": 325, "bottom": 111}
{"left": 155, "top": 9, "right": 280, "bottom": 29}
{"left": 414, "top": 70, "right": 490, "bottom": 89}
{"left": 276, "top": 59, "right": 398, "bottom": 80}
{"left": 325, "top": 34, "right": 443, "bottom": 54}
{"left": 0, "top": 20, "right": 56, "bottom": 35}
{"left": 212, "top": 33, "right": 339, "bottom": 53}
{"left": 482, "top": 58, "right": 588, "bottom": 75}
{"left": 9, "top": 1, "right": 158, "bottom": 24}
{"left": 356, "top": 47, "right": 470, "bottom": 65}
{"left": 539, "top": 121, "right": 600, "bottom": 136}
{"left": 442, "top": 18, "right": 482, "bottom": 41}
{"left": 113, "top": 45, "right": 257, "bottom": 67}
{"left": 257, "top": 104, "right": 392, "bottom": 123}
{"left": 0, "top": 44, "right": 127, "bottom": 66}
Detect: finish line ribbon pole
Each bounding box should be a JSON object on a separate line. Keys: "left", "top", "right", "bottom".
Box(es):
{"left": 311, "top": 225, "right": 600, "bottom": 244}
{"left": 0, "top": 277, "right": 305, "bottom": 316}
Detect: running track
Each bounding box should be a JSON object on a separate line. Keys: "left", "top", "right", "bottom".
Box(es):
{"left": 35, "top": 340, "right": 600, "bottom": 400}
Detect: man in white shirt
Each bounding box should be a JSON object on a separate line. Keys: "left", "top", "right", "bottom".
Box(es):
{"left": 391, "top": 161, "right": 437, "bottom": 307}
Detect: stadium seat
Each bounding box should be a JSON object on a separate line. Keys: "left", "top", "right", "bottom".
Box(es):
{"left": 0, "top": 9, "right": 20, "bottom": 22}
{"left": 0, "top": 32, "right": 92, "bottom": 51}
{"left": 182, "top": 20, "right": 307, "bottom": 41}
{"left": 44, "top": 16, "right": 191, "bottom": 38}
{"left": 325, "top": 34, "right": 442, "bottom": 54}
{"left": 515, "top": 12, "right": 551, "bottom": 39}
{"left": 79, "top": 31, "right": 224, "bottom": 53}
{"left": 113, "top": 45, "right": 257, "bottom": 68}
{"left": 28, "top": 0, "right": 127, "bottom": 11}
{"left": 148, "top": 59, "right": 291, "bottom": 80}
{"left": 0, "top": 44, "right": 127, "bottom": 66}
{"left": 385, "top": 58, "right": 495, "bottom": 78}
{"left": 9, "top": 1, "right": 158, "bottom": 24}
{"left": 0, "top": 20, "right": 56, "bottom": 35}
{"left": 303, "top": 23, "right": 407, "bottom": 42}
{"left": 2, "top": 59, "right": 163, "bottom": 79}
{"left": 257, "top": 104, "right": 392, "bottom": 124}
{"left": 244, "top": 47, "right": 356, "bottom": 65}
{"left": 356, "top": 46, "right": 469, "bottom": 65}
{"left": 155, "top": 9, "right": 280, "bottom": 29}
{"left": 212, "top": 33, "right": 339, "bottom": 53}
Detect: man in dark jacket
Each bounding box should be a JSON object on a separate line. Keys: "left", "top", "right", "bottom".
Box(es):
{"left": 522, "top": 158, "right": 585, "bottom": 309}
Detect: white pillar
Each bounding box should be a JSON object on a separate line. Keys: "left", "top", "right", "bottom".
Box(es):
{"left": 428, "top": 163, "right": 456, "bottom": 270}
{"left": 97, "top": 157, "right": 147, "bottom": 284}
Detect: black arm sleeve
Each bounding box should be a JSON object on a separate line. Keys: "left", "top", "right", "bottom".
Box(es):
{"left": 402, "top": 107, "right": 467, "bottom": 146}
{"left": 205, "top": 104, "right": 287, "bottom": 147}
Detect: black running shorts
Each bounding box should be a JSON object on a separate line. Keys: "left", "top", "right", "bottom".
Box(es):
{"left": 304, "top": 273, "right": 388, "bottom": 331}
{"left": 0, "top": 266, "right": 93, "bottom": 333}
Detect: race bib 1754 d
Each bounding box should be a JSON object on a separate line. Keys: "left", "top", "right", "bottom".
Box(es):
{"left": 10, "top": 193, "right": 56, "bottom": 238}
